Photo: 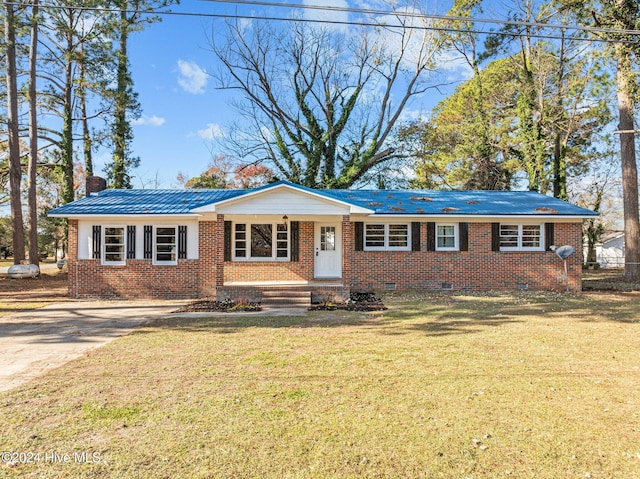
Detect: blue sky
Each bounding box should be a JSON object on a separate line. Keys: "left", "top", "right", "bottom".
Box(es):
{"left": 113, "top": 0, "right": 469, "bottom": 189}
{"left": 124, "top": 1, "right": 233, "bottom": 188}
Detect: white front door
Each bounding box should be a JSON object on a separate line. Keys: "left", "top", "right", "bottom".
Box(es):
{"left": 314, "top": 223, "right": 342, "bottom": 278}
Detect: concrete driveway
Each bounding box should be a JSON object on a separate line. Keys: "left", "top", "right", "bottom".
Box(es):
{"left": 0, "top": 300, "right": 184, "bottom": 392}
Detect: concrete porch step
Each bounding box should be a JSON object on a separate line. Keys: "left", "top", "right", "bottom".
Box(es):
{"left": 262, "top": 289, "right": 311, "bottom": 308}
{"left": 260, "top": 290, "right": 311, "bottom": 307}
{"left": 219, "top": 283, "right": 348, "bottom": 307}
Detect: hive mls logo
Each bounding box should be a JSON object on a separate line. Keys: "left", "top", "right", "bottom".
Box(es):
{"left": 74, "top": 451, "right": 101, "bottom": 463}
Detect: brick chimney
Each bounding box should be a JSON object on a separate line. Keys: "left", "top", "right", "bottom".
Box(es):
{"left": 86, "top": 176, "right": 107, "bottom": 196}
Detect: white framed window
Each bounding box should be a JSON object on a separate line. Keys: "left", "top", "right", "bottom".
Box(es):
{"left": 500, "top": 224, "right": 543, "bottom": 251}
{"left": 364, "top": 223, "right": 410, "bottom": 251}
{"left": 436, "top": 223, "right": 459, "bottom": 251}
{"left": 103, "top": 226, "right": 125, "bottom": 265}
{"left": 234, "top": 222, "right": 289, "bottom": 261}
{"left": 154, "top": 226, "right": 177, "bottom": 264}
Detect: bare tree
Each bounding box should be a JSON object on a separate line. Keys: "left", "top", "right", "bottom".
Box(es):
{"left": 211, "top": 2, "right": 444, "bottom": 188}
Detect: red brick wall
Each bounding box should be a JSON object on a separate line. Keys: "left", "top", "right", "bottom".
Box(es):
{"left": 348, "top": 222, "right": 583, "bottom": 293}
{"left": 199, "top": 220, "right": 217, "bottom": 296}
{"left": 71, "top": 259, "right": 201, "bottom": 299}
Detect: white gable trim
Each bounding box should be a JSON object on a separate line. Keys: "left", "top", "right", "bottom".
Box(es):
{"left": 190, "top": 183, "right": 373, "bottom": 215}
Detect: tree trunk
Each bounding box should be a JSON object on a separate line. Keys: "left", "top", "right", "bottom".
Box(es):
{"left": 4, "top": 2, "right": 26, "bottom": 264}
{"left": 552, "top": 33, "right": 568, "bottom": 201}
{"left": 28, "top": 0, "right": 39, "bottom": 266}
{"left": 553, "top": 134, "right": 567, "bottom": 200}
{"left": 60, "top": 23, "right": 75, "bottom": 204}
{"left": 112, "top": 6, "right": 129, "bottom": 189}
{"left": 615, "top": 43, "right": 640, "bottom": 280}
{"left": 79, "top": 42, "right": 93, "bottom": 178}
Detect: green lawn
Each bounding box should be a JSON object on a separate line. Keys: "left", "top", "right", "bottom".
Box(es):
{"left": 1, "top": 291, "right": 640, "bottom": 478}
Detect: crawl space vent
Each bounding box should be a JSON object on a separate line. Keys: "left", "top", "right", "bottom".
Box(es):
{"left": 441, "top": 283, "right": 453, "bottom": 290}
{"left": 517, "top": 283, "right": 529, "bottom": 290}
{"left": 384, "top": 283, "right": 397, "bottom": 291}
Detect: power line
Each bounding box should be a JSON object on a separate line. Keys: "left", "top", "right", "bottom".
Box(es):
{"left": 204, "top": 0, "right": 640, "bottom": 38}
{"left": 4, "top": 0, "right": 640, "bottom": 45}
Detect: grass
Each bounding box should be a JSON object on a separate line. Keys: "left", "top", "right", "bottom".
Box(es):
{"left": 582, "top": 267, "right": 640, "bottom": 292}
{"left": 0, "top": 270, "right": 67, "bottom": 317}
{"left": 1, "top": 291, "right": 640, "bottom": 478}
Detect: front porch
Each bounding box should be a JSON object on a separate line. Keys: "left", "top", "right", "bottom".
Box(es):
{"left": 214, "top": 212, "right": 353, "bottom": 305}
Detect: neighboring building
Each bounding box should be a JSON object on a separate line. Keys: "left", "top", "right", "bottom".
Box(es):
{"left": 49, "top": 180, "right": 597, "bottom": 300}
{"left": 590, "top": 231, "right": 625, "bottom": 268}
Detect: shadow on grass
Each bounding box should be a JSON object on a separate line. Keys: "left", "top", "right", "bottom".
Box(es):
{"left": 148, "top": 304, "right": 524, "bottom": 337}
{"left": 143, "top": 292, "right": 640, "bottom": 337}
{"left": 147, "top": 312, "right": 385, "bottom": 334}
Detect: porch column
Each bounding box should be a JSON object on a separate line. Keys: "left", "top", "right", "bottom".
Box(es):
{"left": 215, "top": 214, "right": 225, "bottom": 288}
{"left": 342, "top": 215, "right": 352, "bottom": 288}
{"left": 198, "top": 219, "right": 217, "bottom": 296}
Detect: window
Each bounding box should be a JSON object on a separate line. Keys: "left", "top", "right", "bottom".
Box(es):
{"left": 103, "top": 227, "right": 125, "bottom": 265}
{"left": 320, "top": 226, "right": 336, "bottom": 251}
{"left": 436, "top": 224, "right": 458, "bottom": 251}
{"left": 251, "top": 224, "right": 272, "bottom": 257}
{"left": 499, "top": 224, "right": 543, "bottom": 251}
{"left": 155, "top": 226, "right": 177, "bottom": 264}
{"left": 276, "top": 224, "right": 288, "bottom": 258}
{"left": 234, "top": 222, "right": 289, "bottom": 260}
{"left": 364, "top": 224, "right": 410, "bottom": 251}
{"left": 235, "top": 224, "right": 247, "bottom": 258}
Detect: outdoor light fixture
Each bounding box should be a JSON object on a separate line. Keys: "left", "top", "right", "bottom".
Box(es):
{"left": 282, "top": 215, "right": 288, "bottom": 227}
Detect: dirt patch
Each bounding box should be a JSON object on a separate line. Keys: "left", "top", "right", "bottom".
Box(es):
{"left": 174, "top": 299, "right": 262, "bottom": 313}
{"left": 582, "top": 268, "right": 640, "bottom": 292}
{"left": 0, "top": 270, "right": 68, "bottom": 315}
{"left": 309, "top": 292, "right": 387, "bottom": 312}
{"left": 0, "top": 270, "right": 68, "bottom": 299}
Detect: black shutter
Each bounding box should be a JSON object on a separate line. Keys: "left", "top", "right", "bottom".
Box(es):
{"left": 127, "top": 225, "right": 136, "bottom": 259}
{"left": 354, "top": 222, "right": 364, "bottom": 251}
{"left": 92, "top": 225, "right": 101, "bottom": 259}
{"left": 411, "top": 222, "right": 421, "bottom": 251}
{"left": 178, "top": 225, "right": 187, "bottom": 259}
{"left": 426, "top": 222, "right": 435, "bottom": 251}
{"left": 459, "top": 222, "right": 469, "bottom": 252}
{"left": 290, "top": 221, "right": 299, "bottom": 262}
{"left": 224, "top": 221, "right": 232, "bottom": 261}
{"left": 491, "top": 223, "right": 501, "bottom": 252}
{"left": 143, "top": 226, "right": 153, "bottom": 259}
{"left": 545, "top": 223, "right": 555, "bottom": 251}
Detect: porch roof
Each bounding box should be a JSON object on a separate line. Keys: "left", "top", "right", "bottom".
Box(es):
{"left": 49, "top": 180, "right": 597, "bottom": 218}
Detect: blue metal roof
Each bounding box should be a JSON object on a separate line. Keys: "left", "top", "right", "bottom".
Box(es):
{"left": 323, "top": 188, "right": 597, "bottom": 216}
{"left": 48, "top": 188, "right": 243, "bottom": 216}
{"left": 49, "top": 180, "right": 597, "bottom": 217}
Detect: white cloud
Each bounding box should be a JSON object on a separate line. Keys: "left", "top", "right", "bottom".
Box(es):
{"left": 302, "top": 0, "right": 349, "bottom": 27}
{"left": 177, "top": 60, "right": 208, "bottom": 94}
{"left": 197, "top": 123, "right": 226, "bottom": 140}
{"left": 437, "top": 49, "right": 474, "bottom": 81}
{"left": 132, "top": 115, "right": 166, "bottom": 126}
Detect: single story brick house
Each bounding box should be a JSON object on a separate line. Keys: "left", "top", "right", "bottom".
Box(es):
{"left": 49, "top": 179, "right": 597, "bottom": 300}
